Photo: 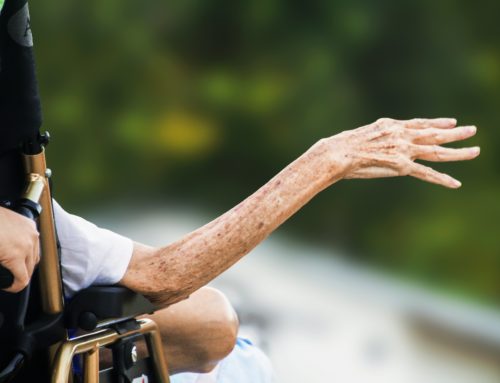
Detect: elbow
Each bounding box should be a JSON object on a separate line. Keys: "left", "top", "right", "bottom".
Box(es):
{"left": 144, "top": 286, "right": 192, "bottom": 309}
{"left": 123, "top": 243, "right": 192, "bottom": 308}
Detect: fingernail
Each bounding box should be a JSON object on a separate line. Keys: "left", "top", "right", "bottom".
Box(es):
{"left": 466, "top": 126, "right": 477, "bottom": 134}
{"left": 472, "top": 146, "right": 481, "bottom": 155}
{"left": 453, "top": 179, "right": 462, "bottom": 188}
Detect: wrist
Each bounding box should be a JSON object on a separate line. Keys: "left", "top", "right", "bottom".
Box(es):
{"left": 311, "top": 135, "right": 352, "bottom": 184}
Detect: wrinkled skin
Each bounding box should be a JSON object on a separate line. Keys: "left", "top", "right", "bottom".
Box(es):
{"left": 121, "top": 117, "right": 479, "bottom": 307}
{"left": 334, "top": 117, "right": 478, "bottom": 186}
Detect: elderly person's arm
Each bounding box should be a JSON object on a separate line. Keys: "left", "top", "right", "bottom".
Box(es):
{"left": 120, "top": 117, "right": 480, "bottom": 307}
{"left": 52, "top": 202, "right": 239, "bottom": 375}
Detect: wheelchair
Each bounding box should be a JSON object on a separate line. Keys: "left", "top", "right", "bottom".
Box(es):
{"left": 0, "top": 0, "right": 170, "bottom": 381}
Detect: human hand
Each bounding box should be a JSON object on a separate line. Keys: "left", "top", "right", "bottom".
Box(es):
{"left": 327, "top": 118, "right": 479, "bottom": 188}
{"left": 0, "top": 206, "right": 40, "bottom": 293}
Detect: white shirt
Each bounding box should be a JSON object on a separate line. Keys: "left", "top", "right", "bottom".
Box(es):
{"left": 52, "top": 200, "right": 133, "bottom": 298}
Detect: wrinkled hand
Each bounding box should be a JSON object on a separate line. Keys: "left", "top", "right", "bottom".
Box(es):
{"left": 0, "top": 206, "right": 40, "bottom": 293}
{"left": 330, "top": 117, "right": 479, "bottom": 188}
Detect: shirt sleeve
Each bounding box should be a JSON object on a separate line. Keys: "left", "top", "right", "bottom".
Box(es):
{"left": 52, "top": 200, "right": 134, "bottom": 298}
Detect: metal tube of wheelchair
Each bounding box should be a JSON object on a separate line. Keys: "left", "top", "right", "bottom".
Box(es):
{"left": 52, "top": 319, "right": 170, "bottom": 383}
{"left": 23, "top": 146, "right": 65, "bottom": 315}
{"left": 0, "top": 0, "right": 68, "bottom": 381}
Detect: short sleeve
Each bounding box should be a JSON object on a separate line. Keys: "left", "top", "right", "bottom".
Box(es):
{"left": 52, "top": 200, "right": 134, "bottom": 298}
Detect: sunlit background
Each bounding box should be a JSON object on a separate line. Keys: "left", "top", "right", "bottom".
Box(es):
{"left": 31, "top": 0, "right": 500, "bottom": 382}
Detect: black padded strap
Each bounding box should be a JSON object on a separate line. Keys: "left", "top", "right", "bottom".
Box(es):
{"left": 0, "top": 0, "right": 41, "bottom": 154}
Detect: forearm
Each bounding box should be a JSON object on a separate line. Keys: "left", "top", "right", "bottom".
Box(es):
{"left": 120, "top": 139, "right": 345, "bottom": 306}
{"left": 120, "top": 117, "right": 479, "bottom": 307}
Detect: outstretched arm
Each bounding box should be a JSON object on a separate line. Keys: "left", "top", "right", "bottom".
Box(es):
{"left": 120, "top": 118, "right": 479, "bottom": 307}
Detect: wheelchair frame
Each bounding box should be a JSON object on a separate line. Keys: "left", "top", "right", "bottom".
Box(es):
{"left": 37, "top": 147, "right": 170, "bottom": 383}
{"left": 0, "top": 137, "right": 170, "bottom": 383}
{"left": 0, "top": 0, "right": 170, "bottom": 381}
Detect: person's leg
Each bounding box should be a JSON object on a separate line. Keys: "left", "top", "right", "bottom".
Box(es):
{"left": 146, "top": 286, "right": 274, "bottom": 382}
{"left": 100, "top": 286, "right": 274, "bottom": 382}
{"left": 138, "top": 286, "right": 239, "bottom": 374}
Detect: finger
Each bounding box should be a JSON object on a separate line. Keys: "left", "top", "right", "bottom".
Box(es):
{"left": 3, "top": 261, "right": 29, "bottom": 293}
{"left": 410, "top": 125, "right": 476, "bottom": 145}
{"left": 405, "top": 118, "right": 457, "bottom": 130}
{"left": 409, "top": 162, "right": 462, "bottom": 189}
{"left": 414, "top": 145, "right": 480, "bottom": 162}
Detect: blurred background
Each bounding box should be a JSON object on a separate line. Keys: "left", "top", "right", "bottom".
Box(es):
{"left": 31, "top": 0, "right": 500, "bottom": 381}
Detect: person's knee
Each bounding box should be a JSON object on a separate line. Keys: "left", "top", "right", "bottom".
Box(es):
{"left": 144, "top": 286, "right": 239, "bottom": 374}
{"left": 188, "top": 287, "right": 239, "bottom": 372}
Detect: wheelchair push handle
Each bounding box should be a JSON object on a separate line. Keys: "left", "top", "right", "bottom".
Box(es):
{"left": 0, "top": 268, "right": 14, "bottom": 290}
{"left": 0, "top": 268, "right": 14, "bottom": 291}
{"left": 0, "top": 175, "right": 44, "bottom": 290}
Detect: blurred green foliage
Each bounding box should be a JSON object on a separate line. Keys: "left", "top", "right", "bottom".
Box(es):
{"left": 31, "top": 0, "right": 500, "bottom": 302}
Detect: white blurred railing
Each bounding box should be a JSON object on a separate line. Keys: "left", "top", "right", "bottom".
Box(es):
{"left": 92, "top": 205, "right": 500, "bottom": 383}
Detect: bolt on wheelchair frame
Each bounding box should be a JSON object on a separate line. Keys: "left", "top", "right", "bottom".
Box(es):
{"left": 0, "top": 1, "right": 170, "bottom": 381}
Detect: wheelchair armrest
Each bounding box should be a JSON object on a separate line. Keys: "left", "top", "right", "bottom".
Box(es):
{"left": 65, "top": 286, "right": 156, "bottom": 331}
